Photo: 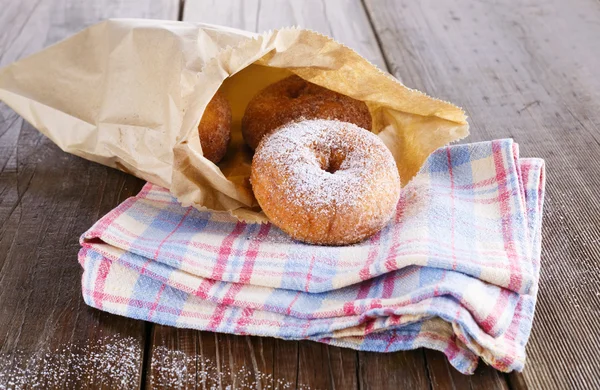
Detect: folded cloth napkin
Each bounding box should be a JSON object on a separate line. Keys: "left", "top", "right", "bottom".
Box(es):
{"left": 79, "top": 139, "right": 545, "bottom": 374}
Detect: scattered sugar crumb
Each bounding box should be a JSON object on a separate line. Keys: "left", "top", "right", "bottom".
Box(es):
{"left": 0, "top": 336, "right": 312, "bottom": 390}
{"left": 0, "top": 335, "right": 140, "bottom": 389}
{"left": 149, "top": 346, "right": 312, "bottom": 389}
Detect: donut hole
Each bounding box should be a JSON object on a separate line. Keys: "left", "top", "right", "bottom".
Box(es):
{"left": 316, "top": 148, "right": 346, "bottom": 174}
{"left": 325, "top": 160, "right": 342, "bottom": 174}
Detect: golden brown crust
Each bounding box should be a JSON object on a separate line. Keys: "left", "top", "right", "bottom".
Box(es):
{"left": 198, "top": 90, "right": 232, "bottom": 164}
{"left": 251, "top": 119, "right": 400, "bottom": 245}
{"left": 242, "top": 75, "right": 372, "bottom": 150}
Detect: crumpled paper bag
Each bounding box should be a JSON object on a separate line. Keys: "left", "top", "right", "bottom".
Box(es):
{"left": 0, "top": 18, "right": 469, "bottom": 222}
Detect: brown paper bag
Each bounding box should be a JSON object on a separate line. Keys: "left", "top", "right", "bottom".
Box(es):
{"left": 0, "top": 19, "right": 468, "bottom": 222}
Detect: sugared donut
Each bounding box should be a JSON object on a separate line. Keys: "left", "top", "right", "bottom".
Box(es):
{"left": 198, "top": 90, "right": 232, "bottom": 164}
{"left": 242, "top": 75, "right": 372, "bottom": 150}
{"left": 251, "top": 119, "right": 401, "bottom": 245}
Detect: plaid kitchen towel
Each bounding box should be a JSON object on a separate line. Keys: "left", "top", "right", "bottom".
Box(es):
{"left": 79, "top": 139, "right": 545, "bottom": 374}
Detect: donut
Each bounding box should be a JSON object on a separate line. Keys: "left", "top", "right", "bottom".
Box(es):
{"left": 198, "top": 90, "right": 232, "bottom": 164}
{"left": 242, "top": 75, "right": 372, "bottom": 150}
{"left": 251, "top": 119, "right": 400, "bottom": 245}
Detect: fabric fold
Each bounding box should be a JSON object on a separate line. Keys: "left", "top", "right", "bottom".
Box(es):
{"left": 79, "top": 139, "right": 545, "bottom": 374}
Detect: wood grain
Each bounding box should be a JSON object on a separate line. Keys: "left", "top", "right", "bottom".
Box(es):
{"left": 183, "top": 0, "right": 387, "bottom": 69}
{"left": 363, "top": 0, "right": 600, "bottom": 389}
{"left": 3, "top": 0, "right": 596, "bottom": 388}
{"left": 0, "top": 0, "right": 177, "bottom": 388}
{"left": 148, "top": 326, "right": 305, "bottom": 389}
{"left": 145, "top": 2, "right": 401, "bottom": 389}
{"left": 358, "top": 349, "right": 429, "bottom": 390}
{"left": 152, "top": 1, "right": 512, "bottom": 389}
{"left": 424, "top": 350, "right": 509, "bottom": 390}
{"left": 296, "top": 342, "right": 359, "bottom": 389}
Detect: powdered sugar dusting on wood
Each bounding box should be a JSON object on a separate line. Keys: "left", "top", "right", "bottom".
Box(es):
{"left": 0, "top": 335, "right": 141, "bottom": 389}
{"left": 0, "top": 335, "right": 312, "bottom": 389}
{"left": 149, "top": 345, "right": 311, "bottom": 389}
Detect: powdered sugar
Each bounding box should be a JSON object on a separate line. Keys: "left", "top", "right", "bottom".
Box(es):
{"left": 253, "top": 119, "right": 398, "bottom": 212}
{"left": 0, "top": 335, "right": 141, "bottom": 389}
{"left": 0, "top": 336, "right": 312, "bottom": 389}
{"left": 149, "top": 345, "right": 311, "bottom": 389}
{"left": 251, "top": 119, "right": 401, "bottom": 244}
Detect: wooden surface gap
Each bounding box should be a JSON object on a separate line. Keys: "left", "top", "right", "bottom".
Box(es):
{"left": 255, "top": 0, "right": 262, "bottom": 33}
{"left": 421, "top": 350, "right": 434, "bottom": 390}
{"left": 355, "top": 351, "right": 362, "bottom": 390}
{"left": 140, "top": 322, "right": 153, "bottom": 390}
{"left": 359, "top": 0, "right": 392, "bottom": 72}
{"left": 0, "top": 1, "right": 177, "bottom": 388}
{"left": 1, "top": 0, "right": 599, "bottom": 389}
{"left": 294, "top": 342, "right": 300, "bottom": 389}
{"left": 178, "top": 0, "right": 185, "bottom": 21}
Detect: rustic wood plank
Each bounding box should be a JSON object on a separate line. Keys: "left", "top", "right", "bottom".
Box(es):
{"left": 296, "top": 342, "right": 359, "bottom": 389}
{"left": 158, "top": 1, "right": 514, "bottom": 389}
{"left": 0, "top": 0, "right": 178, "bottom": 388}
{"left": 424, "top": 350, "right": 509, "bottom": 390}
{"left": 358, "top": 349, "right": 429, "bottom": 390}
{"left": 147, "top": 326, "right": 362, "bottom": 389}
{"left": 272, "top": 339, "right": 300, "bottom": 388}
{"left": 145, "top": 2, "right": 392, "bottom": 389}
{"left": 506, "top": 371, "right": 529, "bottom": 390}
{"left": 423, "top": 350, "right": 471, "bottom": 390}
{"left": 183, "top": 0, "right": 387, "bottom": 69}
{"left": 364, "top": 0, "right": 600, "bottom": 389}
{"left": 148, "top": 326, "right": 281, "bottom": 389}
{"left": 145, "top": 327, "right": 199, "bottom": 388}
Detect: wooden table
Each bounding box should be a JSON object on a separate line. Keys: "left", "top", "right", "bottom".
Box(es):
{"left": 1, "top": 0, "right": 599, "bottom": 389}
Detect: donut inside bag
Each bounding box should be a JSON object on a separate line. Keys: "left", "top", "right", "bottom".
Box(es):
{"left": 239, "top": 74, "right": 398, "bottom": 245}
{"left": 197, "top": 90, "right": 232, "bottom": 164}
{"left": 241, "top": 75, "right": 372, "bottom": 150}
{"left": 172, "top": 28, "right": 468, "bottom": 224}
{"left": 0, "top": 21, "right": 466, "bottom": 225}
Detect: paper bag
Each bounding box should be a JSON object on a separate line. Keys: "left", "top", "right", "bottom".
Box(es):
{"left": 0, "top": 19, "right": 469, "bottom": 222}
